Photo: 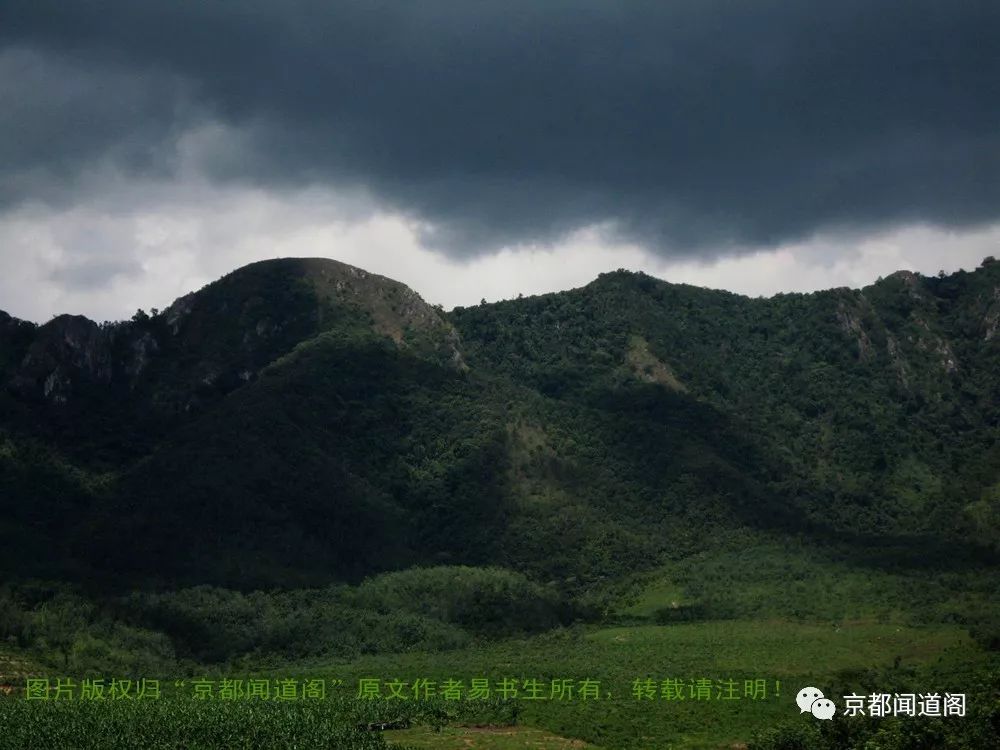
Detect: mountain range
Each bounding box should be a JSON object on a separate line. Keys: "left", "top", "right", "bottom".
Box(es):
{"left": 1, "top": 256, "right": 998, "bottom": 591}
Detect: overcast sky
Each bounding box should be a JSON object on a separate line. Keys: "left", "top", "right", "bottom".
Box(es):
{"left": 2, "top": 1, "right": 997, "bottom": 323}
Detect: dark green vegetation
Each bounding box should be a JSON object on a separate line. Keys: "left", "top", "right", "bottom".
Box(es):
{"left": 0, "top": 693, "right": 495, "bottom": 750}
{"left": 0, "top": 566, "right": 573, "bottom": 674}
{"left": 0, "top": 699, "right": 395, "bottom": 750}
{"left": 1, "top": 256, "right": 999, "bottom": 748}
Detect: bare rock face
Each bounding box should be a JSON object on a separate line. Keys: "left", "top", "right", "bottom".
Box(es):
{"left": 984, "top": 286, "right": 1000, "bottom": 342}
{"left": 8, "top": 315, "right": 113, "bottom": 404}
{"left": 125, "top": 331, "right": 160, "bottom": 381}
{"left": 886, "top": 269, "right": 925, "bottom": 299}
{"left": 835, "top": 297, "right": 876, "bottom": 362}
{"left": 292, "top": 257, "right": 465, "bottom": 368}
{"left": 163, "top": 292, "right": 195, "bottom": 336}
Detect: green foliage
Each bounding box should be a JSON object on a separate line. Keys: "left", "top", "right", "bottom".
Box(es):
{"left": 452, "top": 263, "right": 1000, "bottom": 545}
{"left": 0, "top": 584, "right": 177, "bottom": 676}
{"left": 28, "top": 594, "right": 93, "bottom": 667}
{"left": 749, "top": 665, "right": 1000, "bottom": 750}
{"left": 3, "top": 260, "right": 998, "bottom": 590}
{"left": 1, "top": 259, "right": 999, "bottom": 748}
{"left": 120, "top": 583, "right": 471, "bottom": 665}
{"left": 0, "top": 697, "right": 420, "bottom": 750}
{"left": 355, "top": 566, "right": 572, "bottom": 637}
{"left": 78, "top": 331, "right": 514, "bottom": 587}
{"left": 0, "top": 566, "right": 575, "bottom": 672}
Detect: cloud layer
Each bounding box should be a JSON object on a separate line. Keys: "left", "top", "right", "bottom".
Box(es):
{"left": 4, "top": 1, "right": 998, "bottom": 258}
{"left": 0, "top": 177, "right": 995, "bottom": 324}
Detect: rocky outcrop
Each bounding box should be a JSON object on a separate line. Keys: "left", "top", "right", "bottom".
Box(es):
{"left": 835, "top": 298, "right": 875, "bottom": 361}
{"left": 625, "top": 335, "right": 685, "bottom": 391}
{"left": 163, "top": 292, "right": 195, "bottom": 336}
{"left": 984, "top": 287, "right": 1000, "bottom": 342}
{"left": 885, "top": 333, "right": 910, "bottom": 388}
{"left": 8, "top": 315, "right": 113, "bottom": 404}
{"left": 911, "top": 315, "right": 959, "bottom": 374}
{"left": 3, "top": 257, "right": 467, "bottom": 407}
{"left": 886, "top": 269, "right": 925, "bottom": 299}
{"left": 295, "top": 258, "right": 465, "bottom": 368}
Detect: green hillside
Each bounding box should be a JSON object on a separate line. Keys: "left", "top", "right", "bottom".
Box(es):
{"left": 1, "top": 256, "right": 998, "bottom": 748}
{"left": 2, "top": 255, "right": 998, "bottom": 589}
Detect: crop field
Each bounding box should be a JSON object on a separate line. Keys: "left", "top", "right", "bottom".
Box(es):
{"left": 384, "top": 725, "right": 598, "bottom": 749}
{"left": 3, "top": 542, "right": 997, "bottom": 748}
{"left": 321, "top": 619, "right": 988, "bottom": 749}
{"left": 3, "top": 617, "right": 991, "bottom": 749}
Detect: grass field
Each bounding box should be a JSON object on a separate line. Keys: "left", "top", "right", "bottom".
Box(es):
{"left": 315, "top": 618, "right": 984, "bottom": 750}
{"left": 3, "top": 541, "right": 997, "bottom": 748}
{"left": 384, "top": 725, "right": 598, "bottom": 749}
{"left": 321, "top": 540, "right": 999, "bottom": 749}
{"left": 1, "top": 618, "right": 992, "bottom": 749}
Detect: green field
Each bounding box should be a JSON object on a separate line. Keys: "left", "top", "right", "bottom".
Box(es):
{"left": 318, "top": 620, "right": 987, "bottom": 749}
{"left": 385, "top": 725, "right": 598, "bottom": 749}
{"left": 3, "top": 616, "right": 992, "bottom": 749}
{"left": 6, "top": 539, "right": 994, "bottom": 749}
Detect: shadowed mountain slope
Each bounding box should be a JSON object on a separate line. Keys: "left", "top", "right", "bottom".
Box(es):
{"left": 1, "top": 256, "right": 997, "bottom": 589}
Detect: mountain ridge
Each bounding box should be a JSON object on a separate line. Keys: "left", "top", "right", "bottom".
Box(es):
{"left": 1, "top": 255, "right": 998, "bottom": 589}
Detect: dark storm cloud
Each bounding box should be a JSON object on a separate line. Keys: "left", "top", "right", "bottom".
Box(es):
{"left": 48, "top": 256, "right": 143, "bottom": 291}
{"left": 0, "top": 47, "right": 199, "bottom": 206}
{"left": 2, "top": 0, "right": 997, "bottom": 256}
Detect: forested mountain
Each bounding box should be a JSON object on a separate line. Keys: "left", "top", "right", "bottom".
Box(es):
{"left": 1, "top": 257, "right": 998, "bottom": 591}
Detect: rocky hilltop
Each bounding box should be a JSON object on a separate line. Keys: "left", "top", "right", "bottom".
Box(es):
{"left": 2, "top": 257, "right": 463, "bottom": 413}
